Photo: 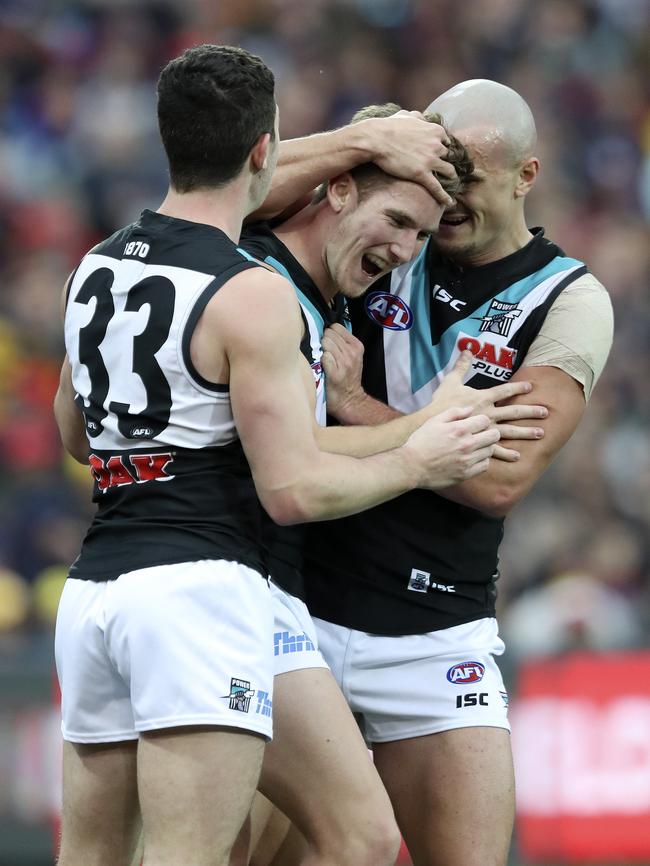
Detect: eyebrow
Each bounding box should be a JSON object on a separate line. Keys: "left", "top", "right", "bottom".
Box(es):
{"left": 385, "top": 209, "right": 435, "bottom": 235}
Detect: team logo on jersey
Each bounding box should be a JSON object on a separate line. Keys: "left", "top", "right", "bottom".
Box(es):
{"left": 446, "top": 661, "right": 485, "bottom": 684}
{"left": 474, "top": 299, "right": 522, "bottom": 338}
{"left": 407, "top": 568, "right": 456, "bottom": 594}
{"left": 225, "top": 678, "right": 255, "bottom": 713}
{"left": 364, "top": 292, "right": 413, "bottom": 331}
{"left": 408, "top": 568, "right": 430, "bottom": 593}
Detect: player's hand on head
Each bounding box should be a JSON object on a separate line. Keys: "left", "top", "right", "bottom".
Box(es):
{"left": 404, "top": 406, "right": 500, "bottom": 490}
{"left": 321, "top": 324, "right": 366, "bottom": 414}
{"left": 364, "top": 112, "right": 455, "bottom": 206}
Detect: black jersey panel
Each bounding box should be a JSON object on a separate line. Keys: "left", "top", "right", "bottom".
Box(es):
{"left": 72, "top": 441, "right": 266, "bottom": 581}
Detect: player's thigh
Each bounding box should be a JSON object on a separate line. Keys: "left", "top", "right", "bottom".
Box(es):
{"left": 373, "top": 727, "right": 515, "bottom": 866}
{"left": 139, "top": 725, "right": 266, "bottom": 864}
{"left": 59, "top": 738, "right": 140, "bottom": 865}
{"left": 258, "top": 667, "right": 394, "bottom": 844}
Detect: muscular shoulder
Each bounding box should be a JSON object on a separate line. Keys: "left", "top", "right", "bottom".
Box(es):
{"left": 209, "top": 267, "right": 303, "bottom": 347}
{"left": 523, "top": 272, "right": 614, "bottom": 400}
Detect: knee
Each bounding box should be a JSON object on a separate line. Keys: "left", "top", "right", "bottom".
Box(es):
{"left": 357, "top": 814, "right": 402, "bottom": 866}
{"left": 325, "top": 811, "right": 401, "bottom": 866}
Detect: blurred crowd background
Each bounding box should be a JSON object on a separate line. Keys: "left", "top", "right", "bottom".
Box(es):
{"left": 0, "top": 0, "right": 648, "bottom": 861}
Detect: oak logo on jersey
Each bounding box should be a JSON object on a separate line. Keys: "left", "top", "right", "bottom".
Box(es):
{"left": 225, "top": 678, "right": 255, "bottom": 713}
{"left": 457, "top": 335, "right": 517, "bottom": 381}
{"left": 364, "top": 291, "right": 413, "bottom": 331}
{"left": 89, "top": 452, "right": 174, "bottom": 493}
{"left": 447, "top": 661, "right": 485, "bottom": 684}
{"left": 474, "top": 299, "right": 522, "bottom": 338}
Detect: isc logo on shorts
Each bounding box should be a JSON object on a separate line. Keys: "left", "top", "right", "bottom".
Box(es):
{"left": 446, "top": 661, "right": 485, "bottom": 684}
{"left": 364, "top": 292, "right": 413, "bottom": 331}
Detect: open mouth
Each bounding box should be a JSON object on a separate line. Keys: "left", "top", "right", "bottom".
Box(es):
{"left": 361, "top": 253, "right": 385, "bottom": 279}
{"left": 440, "top": 213, "right": 470, "bottom": 227}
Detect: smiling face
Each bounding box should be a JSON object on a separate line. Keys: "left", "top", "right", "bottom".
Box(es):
{"left": 436, "top": 127, "right": 529, "bottom": 266}
{"left": 323, "top": 175, "right": 445, "bottom": 298}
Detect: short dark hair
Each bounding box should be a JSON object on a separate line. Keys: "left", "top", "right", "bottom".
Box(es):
{"left": 313, "top": 102, "right": 473, "bottom": 203}
{"left": 157, "top": 44, "right": 276, "bottom": 192}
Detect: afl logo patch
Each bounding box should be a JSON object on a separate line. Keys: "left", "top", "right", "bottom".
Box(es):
{"left": 365, "top": 292, "right": 413, "bottom": 331}
{"left": 447, "top": 661, "right": 485, "bottom": 684}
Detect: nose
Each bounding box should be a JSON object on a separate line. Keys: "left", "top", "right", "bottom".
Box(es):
{"left": 388, "top": 231, "right": 420, "bottom": 265}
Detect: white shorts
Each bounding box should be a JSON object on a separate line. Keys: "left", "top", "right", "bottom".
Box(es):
{"left": 313, "top": 617, "right": 510, "bottom": 743}
{"left": 270, "top": 581, "right": 328, "bottom": 676}
{"left": 55, "top": 559, "right": 274, "bottom": 743}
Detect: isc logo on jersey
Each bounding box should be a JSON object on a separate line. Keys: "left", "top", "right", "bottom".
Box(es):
{"left": 365, "top": 292, "right": 413, "bottom": 331}
{"left": 447, "top": 661, "right": 485, "bottom": 684}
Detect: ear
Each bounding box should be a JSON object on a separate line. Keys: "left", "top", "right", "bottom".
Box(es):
{"left": 514, "top": 156, "right": 540, "bottom": 199}
{"left": 326, "top": 173, "right": 356, "bottom": 213}
{"left": 250, "top": 132, "right": 272, "bottom": 173}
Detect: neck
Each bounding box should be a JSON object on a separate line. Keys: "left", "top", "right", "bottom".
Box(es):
{"left": 457, "top": 211, "right": 534, "bottom": 268}
{"left": 273, "top": 205, "right": 338, "bottom": 304}
{"left": 157, "top": 182, "right": 251, "bottom": 244}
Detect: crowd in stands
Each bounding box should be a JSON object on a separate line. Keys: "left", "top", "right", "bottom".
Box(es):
{"left": 0, "top": 0, "right": 648, "bottom": 655}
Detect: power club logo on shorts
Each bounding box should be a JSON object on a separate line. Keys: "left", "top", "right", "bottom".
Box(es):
{"left": 226, "top": 677, "right": 255, "bottom": 713}
{"left": 446, "top": 661, "right": 485, "bottom": 684}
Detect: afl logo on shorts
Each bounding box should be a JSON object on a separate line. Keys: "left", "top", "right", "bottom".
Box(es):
{"left": 447, "top": 661, "right": 485, "bottom": 684}
{"left": 365, "top": 292, "right": 413, "bottom": 331}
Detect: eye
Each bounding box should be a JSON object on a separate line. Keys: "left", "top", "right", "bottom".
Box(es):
{"left": 388, "top": 215, "right": 406, "bottom": 228}
{"left": 417, "top": 231, "right": 432, "bottom": 241}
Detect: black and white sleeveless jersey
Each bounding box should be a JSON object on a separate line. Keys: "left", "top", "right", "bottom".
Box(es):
{"left": 303, "top": 229, "right": 589, "bottom": 635}
{"left": 238, "top": 223, "right": 349, "bottom": 597}
{"left": 65, "top": 209, "right": 266, "bottom": 582}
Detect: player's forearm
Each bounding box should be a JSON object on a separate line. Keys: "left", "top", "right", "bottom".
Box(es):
{"left": 329, "top": 390, "right": 403, "bottom": 426}
{"left": 317, "top": 404, "right": 431, "bottom": 457}
{"left": 261, "top": 445, "right": 420, "bottom": 525}
{"left": 436, "top": 441, "right": 553, "bottom": 517}
{"left": 54, "top": 395, "right": 88, "bottom": 464}
{"left": 54, "top": 361, "right": 89, "bottom": 465}
{"left": 253, "top": 123, "right": 376, "bottom": 220}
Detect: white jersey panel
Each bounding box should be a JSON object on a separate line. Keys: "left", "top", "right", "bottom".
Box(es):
{"left": 65, "top": 252, "right": 237, "bottom": 451}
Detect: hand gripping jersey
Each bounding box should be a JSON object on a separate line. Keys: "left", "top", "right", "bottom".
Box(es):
{"left": 238, "top": 223, "right": 349, "bottom": 597}
{"left": 65, "top": 210, "right": 266, "bottom": 582}
{"left": 302, "top": 229, "right": 589, "bottom": 635}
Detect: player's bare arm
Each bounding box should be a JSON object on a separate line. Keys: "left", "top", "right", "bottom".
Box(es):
{"left": 251, "top": 112, "right": 455, "bottom": 222}
{"left": 439, "top": 364, "right": 586, "bottom": 516}
{"left": 198, "top": 268, "right": 498, "bottom": 522}
{"left": 54, "top": 356, "right": 89, "bottom": 465}
{"left": 54, "top": 277, "right": 89, "bottom": 465}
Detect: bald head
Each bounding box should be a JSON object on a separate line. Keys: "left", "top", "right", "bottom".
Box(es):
{"left": 427, "top": 80, "right": 537, "bottom": 167}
